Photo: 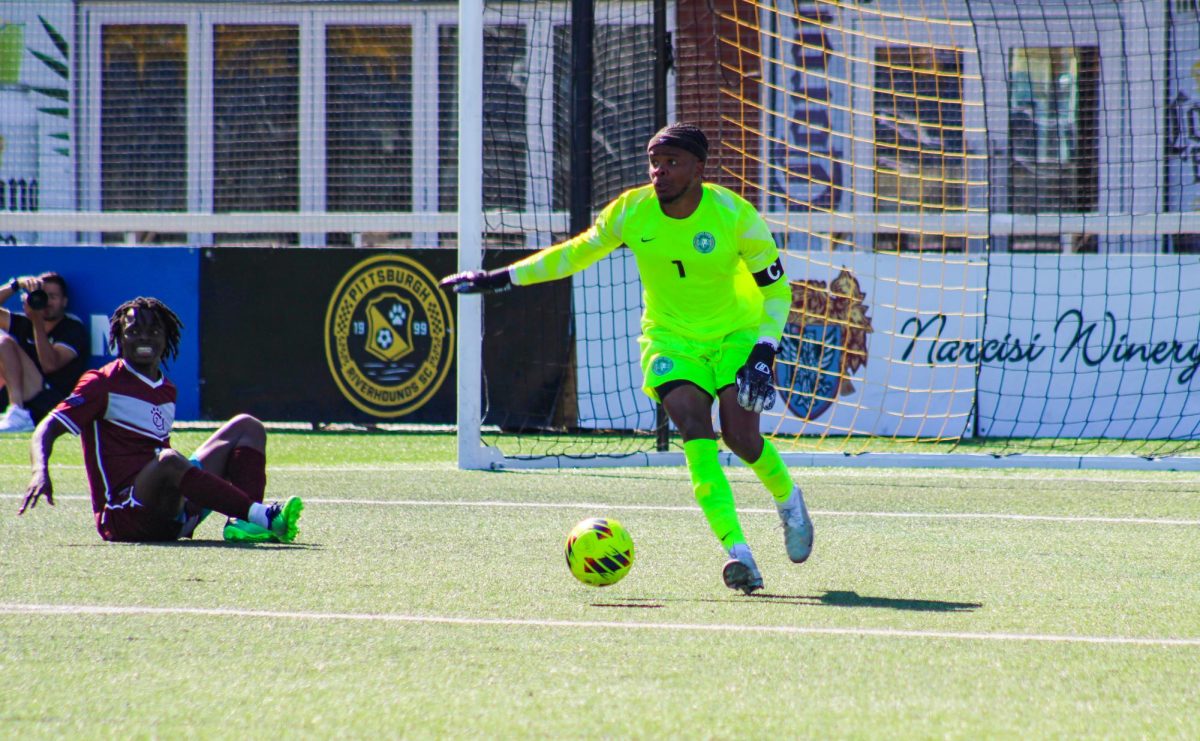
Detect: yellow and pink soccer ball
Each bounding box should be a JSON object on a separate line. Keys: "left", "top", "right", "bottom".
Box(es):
{"left": 564, "top": 517, "right": 635, "bottom": 587}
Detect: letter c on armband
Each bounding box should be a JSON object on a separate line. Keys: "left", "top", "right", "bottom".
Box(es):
{"left": 753, "top": 258, "right": 785, "bottom": 287}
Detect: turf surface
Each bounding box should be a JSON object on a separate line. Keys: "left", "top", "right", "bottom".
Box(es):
{"left": 2, "top": 429, "right": 1199, "bottom": 738}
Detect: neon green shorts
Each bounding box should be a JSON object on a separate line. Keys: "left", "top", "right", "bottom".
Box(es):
{"left": 639, "top": 326, "right": 758, "bottom": 403}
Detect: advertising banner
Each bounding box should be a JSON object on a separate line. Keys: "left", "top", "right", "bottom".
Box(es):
{"left": 0, "top": 88, "right": 37, "bottom": 246}
{"left": 200, "top": 248, "right": 572, "bottom": 426}
{"left": 977, "top": 255, "right": 1200, "bottom": 439}
{"left": 576, "top": 251, "right": 1200, "bottom": 440}
{"left": 201, "top": 249, "right": 456, "bottom": 424}
{"left": 773, "top": 253, "right": 984, "bottom": 439}
{"left": 780, "top": 254, "right": 1200, "bottom": 440}
{"left": 0, "top": 3, "right": 75, "bottom": 245}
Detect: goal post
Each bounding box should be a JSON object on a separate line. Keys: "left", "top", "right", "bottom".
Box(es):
{"left": 456, "top": 0, "right": 499, "bottom": 470}
{"left": 454, "top": 0, "right": 1200, "bottom": 471}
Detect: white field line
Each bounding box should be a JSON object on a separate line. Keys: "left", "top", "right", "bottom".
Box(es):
{"left": 3, "top": 493, "right": 1199, "bottom": 526}
{"left": 313, "top": 499, "right": 1200, "bottom": 526}
{"left": 0, "top": 602, "right": 1196, "bottom": 647}
{"left": 0, "top": 461, "right": 1195, "bottom": 486}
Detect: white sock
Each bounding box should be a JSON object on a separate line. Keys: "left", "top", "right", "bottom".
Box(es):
{"left": 728, "top": 542, "right": 753, "bottom": 561}
{"left": 248, "top": 502, "right": 271, "bottom": 528}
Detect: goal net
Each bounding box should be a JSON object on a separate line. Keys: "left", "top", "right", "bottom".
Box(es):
{"left": 1, "top": 0, "right": 1197, "bottom": 469}
{"left": 457, "top": 0, "right": 1200, "bottom": 469}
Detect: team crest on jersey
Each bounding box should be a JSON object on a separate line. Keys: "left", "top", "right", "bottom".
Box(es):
{"left": 693, "top": 232, "right": 716, "bottom": 254}
{"left": 324, "top": 255, "right": 454, "bottom": 418}
{"left": 651, "top": 356, "right": 674, "bottom": 376}
{"left": 150, "top": 406, "right": 166, "bottom": 434}
{"left": 775, "top": 269, "right": 872, "bottom": 421}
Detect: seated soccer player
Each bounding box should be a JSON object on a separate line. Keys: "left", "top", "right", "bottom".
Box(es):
{"left": 17, "top": 296, "right": 302, "bottom": 544}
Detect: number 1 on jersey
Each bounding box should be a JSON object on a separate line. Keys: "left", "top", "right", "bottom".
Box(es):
{"left": 672, "top": 259, "right": 686, "bottom": 278}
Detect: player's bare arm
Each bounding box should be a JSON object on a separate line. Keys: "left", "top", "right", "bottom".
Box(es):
{"left": 19, "top": 414, "right": 69, "bottom": 514}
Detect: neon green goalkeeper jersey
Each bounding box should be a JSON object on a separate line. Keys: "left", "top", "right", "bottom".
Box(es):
{"left": 509, "top": 183, "right": 791, "bottom": 343}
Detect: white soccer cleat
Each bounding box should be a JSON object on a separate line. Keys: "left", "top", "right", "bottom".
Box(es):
{"left": 777, "top": 486, "right": 814, "bottom": 563}
{"left": 722, "top": 543, "right": 764, "bottom": 595}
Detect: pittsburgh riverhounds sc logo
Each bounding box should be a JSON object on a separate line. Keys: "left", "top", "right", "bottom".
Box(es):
{"left": 775, "top": 269, "right": 872, "bottom": 421}
{"left": 324, "top": 254, "right": 454, "bottom": 417}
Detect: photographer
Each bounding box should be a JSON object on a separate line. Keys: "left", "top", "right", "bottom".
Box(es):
{"left": 0, "top": 273, "right": 88, "bottom": 433}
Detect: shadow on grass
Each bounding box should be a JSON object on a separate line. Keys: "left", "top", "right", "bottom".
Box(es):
{"left": 590, "top": 601, "right": 666, "bottom": 609}
{"left": 162, "top": 540, "right": 323, "bottom": 551}
{"left": 593, "top": 590, "right": 981, "bottom": 612}
{"left": 65, "top": 540, "right": 323, "bottom": 550}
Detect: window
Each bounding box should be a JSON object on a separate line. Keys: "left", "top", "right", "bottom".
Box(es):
{"left": 872, "top": 46, "right": 966, "bottom": 252}
{"left": 100, "top": 25, "right": 186, "bottom": 214}
{"left": 326, "top": 26, "right": 414, "bottom": 213}
{"left": 213, "top": 25, "right": 299, "bottom": 217}
{"left": 1008, "top": 47, "right": 1099, "bottom": 214}
{"left": 436, "top": 24, "right": 530, "bottom": 213}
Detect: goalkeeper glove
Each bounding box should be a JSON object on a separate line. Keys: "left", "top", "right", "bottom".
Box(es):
{"left": 439, "top": 268, "right": 513, "bottom": 295}
{"left": 735, "top": 341, "right": 778, "bottom": 413}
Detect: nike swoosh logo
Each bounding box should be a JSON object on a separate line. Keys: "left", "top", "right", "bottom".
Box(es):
{"left": 640, "top": 236, "right": 657, "bottom": 242}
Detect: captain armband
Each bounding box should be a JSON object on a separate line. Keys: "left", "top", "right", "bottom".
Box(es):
{"left": 752, "top": 258, "right": 786, "bottom": 287}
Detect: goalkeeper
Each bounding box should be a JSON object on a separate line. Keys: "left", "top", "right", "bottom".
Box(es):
{"left": 441, "top": 123, "right": 812, "bottom": 594}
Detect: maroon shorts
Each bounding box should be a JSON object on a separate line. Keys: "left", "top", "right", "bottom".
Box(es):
{"left": 97, "top": 486, "right": 183, "bottom": 542}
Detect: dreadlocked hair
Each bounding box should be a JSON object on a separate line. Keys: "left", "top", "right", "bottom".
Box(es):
{"left": 109, "top": 297, "right": 184, "bottom": 363}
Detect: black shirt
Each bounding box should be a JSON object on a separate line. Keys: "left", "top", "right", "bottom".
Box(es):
{"left": 7, "top": 312, "right": 90, "bottom": 395}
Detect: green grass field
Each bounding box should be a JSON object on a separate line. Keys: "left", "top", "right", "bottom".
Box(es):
{"left": 2, "top": 429, "right": 1199, "bottom": 738}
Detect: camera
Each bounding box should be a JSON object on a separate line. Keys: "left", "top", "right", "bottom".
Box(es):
{"left": 24, "top": 289, "right": 48, "bottom": 310}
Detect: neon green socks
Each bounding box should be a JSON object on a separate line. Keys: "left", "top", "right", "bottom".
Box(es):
{"left": 747, "top": 438, "right": 795, "bottom": 503}
{"left": 684, "top": 438, "right": 744, "bottom": 550}
{"left": 683, "top": 437, "right": 794, "bottom": 550}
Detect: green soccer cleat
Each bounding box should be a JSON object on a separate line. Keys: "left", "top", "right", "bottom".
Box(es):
{"left": 266, "top": 496, "right": 304, "bottom": 544}
{"left": 223, "top": 518, "right": 275, "bottom": 543}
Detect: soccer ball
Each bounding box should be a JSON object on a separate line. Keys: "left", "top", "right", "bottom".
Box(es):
{"left": 564, "top": 517, "right": 635, "bottom": 587}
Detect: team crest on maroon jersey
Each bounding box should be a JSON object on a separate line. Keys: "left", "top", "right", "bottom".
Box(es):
{"left": 324, "top": 255, "right": 454, "bottom": 418}
{"left": 150, "top": 406, "right": 166, "bottom": 433}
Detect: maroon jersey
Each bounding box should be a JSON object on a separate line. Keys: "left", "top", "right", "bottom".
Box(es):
{"left": 50, "top": 359, "right": 176, "bottom": 528}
